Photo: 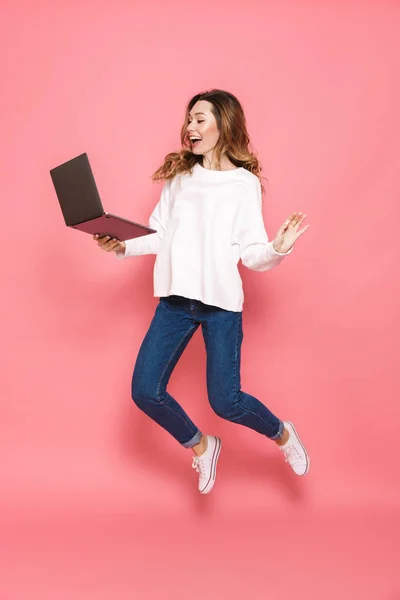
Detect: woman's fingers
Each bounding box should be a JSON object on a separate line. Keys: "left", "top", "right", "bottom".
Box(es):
{"left": 280, "top": 213, "right": 298, "bottom": 235}
{"left": 279, "top": 215, "right": 295, "bottom": 234}
{"left": 297, "top": 224, "right": 310, "bottom": 236}
{"left": 94, "top": 234, "right": 108, "bottom": 245}
{"left": 286, "top": 213, "right": 300, "bottom": 227}
{"left": 104, "top": 239, "right": 121, "bottom": 251}
{"left": 94, "top": 235, "right": 121, "bottom": 251}
{"left": 290, "top": 213, "right": 307, "bottom": 230}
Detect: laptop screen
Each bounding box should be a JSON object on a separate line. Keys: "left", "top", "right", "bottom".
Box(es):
{"left": 50, "top": 153, "right": 104, "bottom": 226}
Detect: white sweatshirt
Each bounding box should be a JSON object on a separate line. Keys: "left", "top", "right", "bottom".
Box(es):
{"left": 116, "top": 163, "right": 292, "bottom": 312}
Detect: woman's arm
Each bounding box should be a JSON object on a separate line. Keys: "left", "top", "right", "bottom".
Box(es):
{"left": 234, "top": 181, "right": 293, "bottom": 272}
{"left": 116, "top": 179, "right": 173, "bottom": 259}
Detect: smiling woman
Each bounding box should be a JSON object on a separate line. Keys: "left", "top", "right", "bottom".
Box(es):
{"left": 95, "top": 88, "right": 310, "bottom": 495}
{"left": 152, "top": 89, "right": 267, "bottom": 189}
{"left": 187, "top": 106, "right": 219, "bottom": 156}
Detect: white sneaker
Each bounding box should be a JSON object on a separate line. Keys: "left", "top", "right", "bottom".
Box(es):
{"left": 192, "top": 435, "right": 222, "bottom": 494}
{"left": 279, "top": 421, "right": 310, "bottom": 476}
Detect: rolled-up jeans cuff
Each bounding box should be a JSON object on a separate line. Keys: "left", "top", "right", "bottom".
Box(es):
{"left": 182, "top": 430, "right": 202, "bottom": 448}
{"left": 269, "top": 420, "right": 284, "bottom": 441}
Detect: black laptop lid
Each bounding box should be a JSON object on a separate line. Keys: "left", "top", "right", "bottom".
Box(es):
{"left": 50, "top": 153, "right": 104, "bottom": 226}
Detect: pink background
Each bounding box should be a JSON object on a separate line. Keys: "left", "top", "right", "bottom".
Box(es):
{"left": 1, "top": 0, "right": 399, "bottom": 598}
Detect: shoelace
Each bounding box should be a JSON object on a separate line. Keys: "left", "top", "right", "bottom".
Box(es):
{"left": 282, "top": 444, "right": 302, "bottom": 465}
{"left": 192, "top": 456, "right": 206, "bottom": 477}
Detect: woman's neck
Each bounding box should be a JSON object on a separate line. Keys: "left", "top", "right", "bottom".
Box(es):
{"left": 201, "top": 154, "right": 238, "bottom": 171}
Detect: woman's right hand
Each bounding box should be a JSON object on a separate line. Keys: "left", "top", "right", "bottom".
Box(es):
{"left": 93, "top": 234, "right": 126, "bottom": 254}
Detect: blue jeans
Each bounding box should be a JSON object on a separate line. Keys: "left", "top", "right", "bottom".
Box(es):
{"left": 131, "top": 295, "right": 284, "bottom": 448}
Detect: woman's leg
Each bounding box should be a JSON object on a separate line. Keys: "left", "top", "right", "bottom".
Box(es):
{"left": 200, "top": 303, "right": 309, "bottom": 475}
{"left": 200, "top": 306, "right": 284, "bottom": 439}
{"left": 131, "top": 298, "right": 202, "bottom": 448}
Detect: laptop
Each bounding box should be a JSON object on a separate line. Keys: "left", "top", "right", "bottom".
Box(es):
{"left": 50, "top": 153, "right": 157, "bottom": 241}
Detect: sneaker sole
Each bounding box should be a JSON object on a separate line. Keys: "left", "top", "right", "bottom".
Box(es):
{"left": 200, "top": 437, "right": 222, "bottom": 494}
{"left": 285, "top": 421, "right": 310, "bottom": 476}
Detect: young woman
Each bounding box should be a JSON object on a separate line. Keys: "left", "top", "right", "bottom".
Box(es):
{"left": 94, "top": 89, "right": 310, "bottom": 494}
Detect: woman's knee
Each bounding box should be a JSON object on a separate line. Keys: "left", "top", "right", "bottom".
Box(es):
{"left": 209, "top": 390, "right": 240, "bottom": 421}
{"left": 131, "top": 374, "right": 159, "bottom": 408}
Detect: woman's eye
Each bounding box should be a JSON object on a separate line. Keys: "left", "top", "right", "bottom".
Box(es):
{"left": 198, "top": 120, "right": 204, "bottom": 123}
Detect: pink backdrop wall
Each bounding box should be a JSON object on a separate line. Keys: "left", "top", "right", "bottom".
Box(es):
{"left": 1, "top": 0, "right": 399, "bottom": 598}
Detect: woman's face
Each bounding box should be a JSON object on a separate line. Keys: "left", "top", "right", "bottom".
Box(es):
{"left": 186, "top": 100, "right": 220, "bottom": 156}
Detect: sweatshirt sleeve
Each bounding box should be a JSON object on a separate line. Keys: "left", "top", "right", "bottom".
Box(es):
{"left": 116, "top": 179, "right": 173, "bottom": 259}
{"left": 234, "top": 180, "right": 293, "bottom": 272}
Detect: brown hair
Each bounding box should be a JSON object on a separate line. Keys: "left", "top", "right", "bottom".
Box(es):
{"left": 152, "top": 89, "right": 266, "bottom": 193}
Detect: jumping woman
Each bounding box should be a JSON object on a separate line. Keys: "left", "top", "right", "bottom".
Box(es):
{"left": 94, "top": 89, "right": 310, "bottom": 494}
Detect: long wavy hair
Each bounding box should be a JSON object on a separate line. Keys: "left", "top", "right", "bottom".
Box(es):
{"left": 152, "top": 89, "right": 266, "bottom": 193}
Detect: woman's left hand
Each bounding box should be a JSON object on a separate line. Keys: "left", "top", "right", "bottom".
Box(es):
{"left": 272, "top": 212, "right": 310, "bottom": 254}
